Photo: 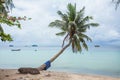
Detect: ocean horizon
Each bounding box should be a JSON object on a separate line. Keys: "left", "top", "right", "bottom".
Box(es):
{"left": 0, "top": 45, "right": 120, "bottom": 78}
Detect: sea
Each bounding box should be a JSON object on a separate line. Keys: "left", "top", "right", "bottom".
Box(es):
{"left": 0, "top": 45, "right": 120, "bottom": 77}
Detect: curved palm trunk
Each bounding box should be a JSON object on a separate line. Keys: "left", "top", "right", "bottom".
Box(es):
{"left": 37, "top": 41, "right": 71, "bottom": 71}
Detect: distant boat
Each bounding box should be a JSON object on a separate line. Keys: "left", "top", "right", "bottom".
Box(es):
{"left": 94, "top": 45, "right": 100, "bottom": 47}
{"left": 9, "top": 45, "right": 14, "bottom": 47}
{"left": 32, "top": 45, "right": 38, "bottom": 47}
{"left": 11, "top": 49, "right": 21, "bottom": 51}
{"left": 24, "top": 45, "right": 28, "bottom": 47}
{"left": 35, "top": 49, "right": 37, "bottom": 51}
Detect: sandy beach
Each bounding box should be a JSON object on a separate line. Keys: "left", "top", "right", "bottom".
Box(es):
{"left": 0, "top": 69, "right": 119, "bottom": 80}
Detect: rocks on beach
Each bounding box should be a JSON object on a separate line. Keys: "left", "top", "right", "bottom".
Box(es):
{"left": 18, "top": 68, "right": 40, "bottom": 74}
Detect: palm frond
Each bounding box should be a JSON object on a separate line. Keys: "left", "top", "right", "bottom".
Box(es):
{"left": 79, "top": 16, "right": 93, "bottom": 26}
{"left": 75, "top": 39, "right": 82, "bottom": 52}
{"left": 78, "top": 28, "right": 86, "bottom": 32}
{"left": 49, "top": 20, "right": 65, "bottom": 28}
{"left": 75, "top": 7, "right": 85, "bottom": 24}
{"left": 82, "top": 16, "right": 93, "bottom": 22}
{"left": 81, "top": 23, "right": 99, "bottom": 29}
{"left": 57, "top": 11, "right": 68, "bottom": 22}
{"left": 79, "top": 38, "right": 88, "bottom": 51}
{"left": 56, "top": 32, "right": 66, "bottom": 36}
{"left": 77, "top": 16, "right": 93, "bottom": 29}
{"left": 88, "top": 23, "right": 99, "bottom": 27}
{"left": 82, "top": 41, "right": 88, "bottom": 51}
{"left": 67, "top": 3, "right": 76, "bottom": 21}
{"left": 60, "top": 26, "right": 68, "bottom": 31}
{"left": 72, "top": 34, "right": 82, "bottom": 52}
{"left": 71, "top": 39, "right": 75, "bottom": 52}
{"left": 78, "top": 33, "right": 92, "bottom": 42}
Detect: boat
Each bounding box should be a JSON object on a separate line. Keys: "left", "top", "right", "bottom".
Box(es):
{"left": 11, "top": 49, "right": 21, "bottom": 51}
{"left": 32, "top": 45, "right": 38, "bottom": 47}
{"left": 94, "top": 45, "right": 100, "bottom": 47}
{"left": 9, "top": 45, "right": 14, "bottom": 47}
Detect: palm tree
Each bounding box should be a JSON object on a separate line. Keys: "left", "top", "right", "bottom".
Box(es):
{"left": 37, "top": 3, "right": 99, "bottom": 71}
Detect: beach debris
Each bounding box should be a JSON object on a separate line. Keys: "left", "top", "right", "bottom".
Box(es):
{"left": 45, "top": 74, "right": 51, "bottom": 77}
{"left": 1, "top": 69, "right": 4, "bottom": 71}
{"left": 19, "top": 77, "right": 23, "bottom": 79}
{"left": 18, "top": 68, "right": 40, "bottom": 74}
{"left": 5, "top": 74, "right": 9, "bottom": 77}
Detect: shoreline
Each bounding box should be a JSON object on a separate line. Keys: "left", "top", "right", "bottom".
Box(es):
{"left": 0, "top": 69, "right": 119, "bottom": 80}
{"left": 50, "top": 69, "right": 120, "bottom": 78}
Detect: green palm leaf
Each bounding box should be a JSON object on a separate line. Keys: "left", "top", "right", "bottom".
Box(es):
{"left": 57, "top": 11, "right": 68, "bottom": 22}
{"left": 78, "top": 16, "right": 93, "bottom": 26}
{"left": 56, "top": 32, "right": 66, "bottom": 36}
{"left": 78, "top": 33, "right": 92, "bottom": 42}
{"left": 49, "top": 20, "right": 65, "bottom": 28}
{"left": 75, "top": 7, "right": 85, "bottom": 24}
{"left": 67, "top": 3, "right": 76, "bottom": 21}
{"left": 82, "top": 23, "right": 99, "bottom": 29}
{"left": 82, "top": 42, "right": 88, "bottom": 51}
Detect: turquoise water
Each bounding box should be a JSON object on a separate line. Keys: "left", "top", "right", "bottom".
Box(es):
{"left": 0, "top": 46, "right": 120, "bottom": 77}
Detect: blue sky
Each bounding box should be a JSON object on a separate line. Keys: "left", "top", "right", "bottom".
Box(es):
{"left": 0, "top": 0, "right": 120, "bottom": 47}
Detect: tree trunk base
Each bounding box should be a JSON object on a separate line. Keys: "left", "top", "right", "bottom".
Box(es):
{"left": 18, "top": 67, "right": 40, "bottom": 74}
{"left": 37, "top": 64, "right": 46, "bottom": 71}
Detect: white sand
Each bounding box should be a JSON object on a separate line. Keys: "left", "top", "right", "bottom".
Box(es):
{"left": 0, "top": 69, "right": 120, "bottom": 80}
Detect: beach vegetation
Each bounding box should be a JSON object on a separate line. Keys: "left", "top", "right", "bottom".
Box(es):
{"left": 0, "top": 0, "right": 29, "bottom": 42}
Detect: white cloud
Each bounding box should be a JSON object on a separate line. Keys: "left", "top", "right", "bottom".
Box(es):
{"left": 1, "top": 0, "right": 120, "bottom": 46}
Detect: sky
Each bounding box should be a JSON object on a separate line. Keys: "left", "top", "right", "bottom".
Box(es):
{"left": 0, "top": 0, "right": 120, "bottom": 47}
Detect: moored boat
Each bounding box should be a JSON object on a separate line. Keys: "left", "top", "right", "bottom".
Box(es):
{"left": 94, "top": 45, "right": 100, "bottom": 47}
{"left": 11, "top": 49, "right": 21, "bottom": 51}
